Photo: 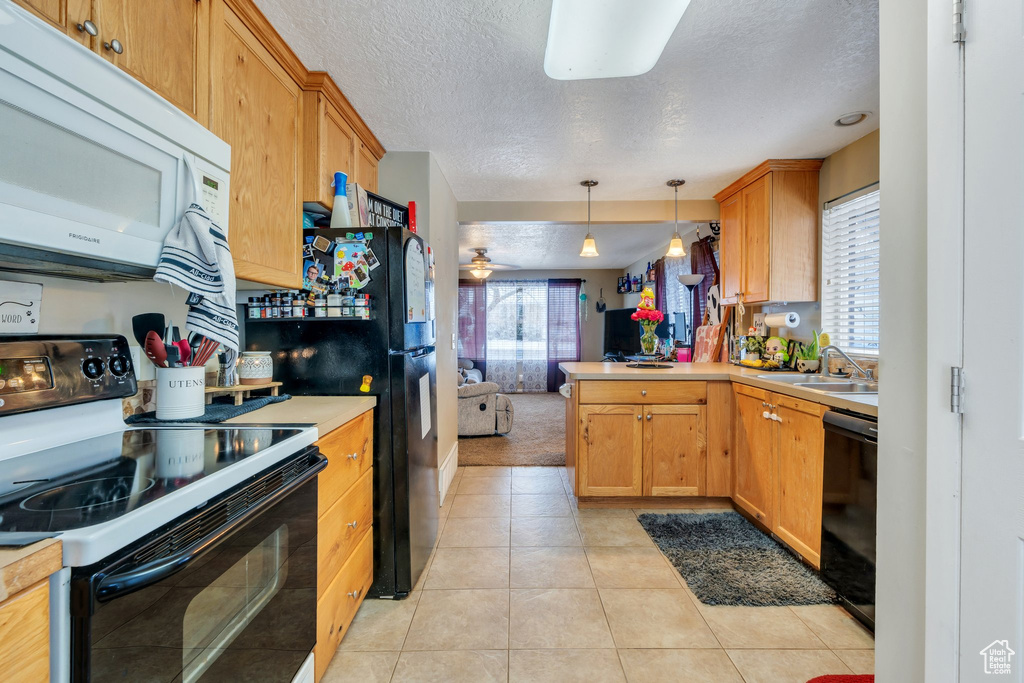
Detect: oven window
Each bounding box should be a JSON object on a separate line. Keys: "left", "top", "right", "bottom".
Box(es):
{"left": 87, "top": 478, "right": 317, "bottom": 682}
{"left": 182, "top": 525, "right": 289, "bottom": 682}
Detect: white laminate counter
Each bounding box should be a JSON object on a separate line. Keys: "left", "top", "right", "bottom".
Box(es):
{"left": 558, "top": 362, "right": 878, "bottom": 417}
{"left": 225, "top": 395, "right": 376, "bottom": 437}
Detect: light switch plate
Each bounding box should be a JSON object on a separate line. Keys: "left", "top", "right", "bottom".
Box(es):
{"left": 451, "top": 333, "right": 456, "bottom": 350}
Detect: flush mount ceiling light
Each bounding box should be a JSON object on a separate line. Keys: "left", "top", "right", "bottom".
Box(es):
{"left": 665, "top": 179, "right": 687, "bottom": 257}
{"left": 544, "top": 0, "right": 693, "bottom": 80}
{"left": 834, "top": 111, "right": 871, "bottom": 127}
{"left": 579, "top": 180, "right": 599, "bottom": 257}
{"left": 467, "top": 248, "right": 494, "bottom": 279}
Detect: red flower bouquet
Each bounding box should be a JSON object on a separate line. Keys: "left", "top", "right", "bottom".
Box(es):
{"left": 632, "top": 287, "right": 664, "bottom": 354}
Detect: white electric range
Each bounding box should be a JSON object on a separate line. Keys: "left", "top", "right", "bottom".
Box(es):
{"left": 0, "top": 336, "right": 323, "bottom": 683}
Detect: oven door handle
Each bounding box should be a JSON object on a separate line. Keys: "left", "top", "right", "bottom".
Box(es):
{"left": 95, "top": 452, "right": 327, "bottom": 603}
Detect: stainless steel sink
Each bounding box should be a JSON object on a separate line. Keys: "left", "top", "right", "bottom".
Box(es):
{"left": 796, "top": 382, "right": 879, "bottom": 394}
{"left": 756, "top": 374, "right": 841, "bottom": 384}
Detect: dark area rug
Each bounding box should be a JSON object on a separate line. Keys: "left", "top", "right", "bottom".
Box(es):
{"left": 637, "top": 511, "right": 838, "bottom": 607}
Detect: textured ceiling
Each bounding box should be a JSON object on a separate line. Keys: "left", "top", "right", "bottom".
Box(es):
{"left": 458, "top": 222, "right": 702, "bottom": 270}
{"left": 253, "top": 0, "right": 879, "bottom": 201}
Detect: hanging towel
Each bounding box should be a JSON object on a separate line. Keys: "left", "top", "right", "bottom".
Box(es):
{"left": 154, "top": 164, "right": 239, "bottom": 372}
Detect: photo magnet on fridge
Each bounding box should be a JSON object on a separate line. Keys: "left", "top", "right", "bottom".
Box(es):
{"left": 364, "top": 246, "right": 380, "bottom": 270}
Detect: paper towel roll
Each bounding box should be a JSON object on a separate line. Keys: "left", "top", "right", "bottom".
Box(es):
{"left": 764, "top": 312, "right": 800, "bottom": 329}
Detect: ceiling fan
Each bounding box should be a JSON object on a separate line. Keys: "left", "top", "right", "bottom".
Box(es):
{"left": 459, "top": 248, "right": 518, "bottom": 279}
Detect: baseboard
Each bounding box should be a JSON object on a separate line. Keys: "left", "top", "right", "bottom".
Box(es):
{"left": 439, "top": 441, "right": 459, "bottom": 503}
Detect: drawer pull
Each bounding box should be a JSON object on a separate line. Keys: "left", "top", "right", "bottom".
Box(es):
{"left": 636, "top": 414, "right": 642, "bottom": 421}
{"left": 347, "top": 589, "right": 361, "bottom": 599}
{"left": 347, "top": 520, "right": 359, "bottom": 529}
{"left": 645, "top": 413, "right": 652, "bottom": 421}
{"left": 641, "top": 389, "right": 647, "bottom": 396}
{"left": 347, "top": 453, "right": 359, "bottom": 460}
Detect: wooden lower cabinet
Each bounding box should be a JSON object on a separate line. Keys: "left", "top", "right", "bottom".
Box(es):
{"left": 0, "top": 579, "right": 49, "bottom": 682}
{"left": 577, "top": 404, "right": 643, "bottom": 496}
{"left": 315, "top": 530, "right": 372, "bottom": 680}
{"left": 643, "top": 405, "right": 706, "bottom": 496}
{"left": 314, "top": 409, "right": 375, "bottom": 681}
{"left": 733, "top": 384, "right": 776, "bottom": 526}
{"left": 773, "top": 395, "right": 828, "bottom": 567}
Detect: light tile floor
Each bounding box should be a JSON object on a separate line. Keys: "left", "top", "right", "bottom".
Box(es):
{"left": 322, "top": 465, "right": 875, "bottom": 683}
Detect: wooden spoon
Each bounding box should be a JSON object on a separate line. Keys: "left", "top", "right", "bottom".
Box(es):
{"left": 144, "top": 331, "right": 167, "bottom": 368}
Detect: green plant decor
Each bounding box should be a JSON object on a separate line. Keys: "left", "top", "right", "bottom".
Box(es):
{"left": 795, "top": 330, "right": 821, "bottom": 361}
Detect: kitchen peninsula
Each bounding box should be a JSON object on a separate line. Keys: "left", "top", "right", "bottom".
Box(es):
{"left": 559, "top": 361, "right": 877, "bottom": 568}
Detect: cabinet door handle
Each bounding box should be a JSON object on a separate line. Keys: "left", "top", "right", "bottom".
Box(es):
{"left": 645, "top": 414, "right": 652, "bottom": 421}
{"left": 104, "top": 38, "right": 124, "bottom": 54}
{"left": 641, "top": 389, "right": 647, "bottom": 396}
{"left": 347, "top": 452, "right": 359, "bottom": 460}
{"left": 347, "top": 589, "right": 361, "bottom": 599}
{"left": 347, "top": 520, "right": 359, "bottom": 529}
{"left": 636, "top": 414, "right": 642, "bottom": 421}
{"left": 76, "top": 20, "right": 98, "bottom": 36}
{"left": 761, "top": 401, "right": 767, "bottom": 407}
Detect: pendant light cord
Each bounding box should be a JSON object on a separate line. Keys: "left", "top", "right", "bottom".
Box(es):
{"left": 588, "top": 185, "right": 592, "bottom": 228}
{"left": 674, "top": 185, "right": 678, "bottom": 230}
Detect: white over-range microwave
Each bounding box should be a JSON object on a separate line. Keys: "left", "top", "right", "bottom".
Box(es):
{"left": 0, "top": 2, "right": 230, "bottom": 281}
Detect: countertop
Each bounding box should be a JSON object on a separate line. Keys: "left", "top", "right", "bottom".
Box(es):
{"left": 558, "top": 362, "right": 878, "bottom": 417}
{"left": 0, "top": 538, "right": 61, "bottom": 601}
{"left": 225, "top": 395, "right": 377, "bottom": 437}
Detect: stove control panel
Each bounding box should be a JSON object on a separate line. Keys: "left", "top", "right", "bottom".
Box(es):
{"left": 0, "top": 336, "right": 137, "bottom": 416}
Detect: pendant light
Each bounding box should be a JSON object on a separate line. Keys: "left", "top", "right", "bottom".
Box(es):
{"left": 666, "top": 179, "right": 687, "bottom": 257}
{"left": 579, "top": 180, "right": 599, "bottom": 257}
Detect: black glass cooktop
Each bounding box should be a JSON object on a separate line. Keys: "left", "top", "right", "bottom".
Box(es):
{"left": 0, "top": 427, "right": 303, "bottom": 533}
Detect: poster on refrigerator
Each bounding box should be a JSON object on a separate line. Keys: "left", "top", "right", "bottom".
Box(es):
{"left": 419, "top": 373, "right": 431, "bottom": 439}
{"left": 405, "top": 239, "right": 426, "bottom": 322}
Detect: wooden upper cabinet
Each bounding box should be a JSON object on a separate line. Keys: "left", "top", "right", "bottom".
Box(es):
{"left": 94, "top": 0, "right": 210, "bottom": 124}
{"left": 210, "top": 0, "right": 304, "bottom": 288}
{"left": 714, "top": 160, "right": 822, "bottom": 304}
{"left": 11, "top": 0, "right": 106, "bottom": 49}
{"left": 643, "top": 405, "right": 706, "bottom": 497}
{"left": 578, "top": 404, "right": 643, "bottom": 497}
{"left": 302, "top": 89, "right": 356, "bottom": 212}
{"left": 356, "top": 141, "right": 379, "bottom": 194}
{"left": 732, "top": 384, "right": 775, "bottom": 526}
{"left": 303, "top": 71, "right": 385, "bottom": 212}
{"left": 773, "top": 395, "right": 828, "bottom": 567}
{"left": 719, "top": 192, "right": 743, "bottom": 305}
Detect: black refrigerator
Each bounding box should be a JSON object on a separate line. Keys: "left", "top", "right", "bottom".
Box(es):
{"left": 245, "top": 225, "right": 438, "bottom": 598}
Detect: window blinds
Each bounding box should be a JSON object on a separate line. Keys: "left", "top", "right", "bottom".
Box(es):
{"left": 821, "top": 186, "right": 880, "bottom": 355}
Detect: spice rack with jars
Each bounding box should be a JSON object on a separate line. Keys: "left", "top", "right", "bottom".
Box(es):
{"left": 246, "top": 290, "right": 372, "bottom": 321}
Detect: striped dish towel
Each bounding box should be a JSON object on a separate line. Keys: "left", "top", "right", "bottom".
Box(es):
{"left": 154, "top": 202, "right": 239, "bottom": 365}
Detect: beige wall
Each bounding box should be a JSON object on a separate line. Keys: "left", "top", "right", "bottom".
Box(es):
{"left": 877, "top": 0, "right": 926, "bottom": 677}
{"left": 480, "top": 269, "right": 624, "bottom": 362}
{"left": 459, "top": 199, "right": 718, "bottom": 224}
{"left": 819, "top": 129, "right": 880, "bottom": 204}
{"left": 379, "top": 152, "right": 459, "bottom": 468}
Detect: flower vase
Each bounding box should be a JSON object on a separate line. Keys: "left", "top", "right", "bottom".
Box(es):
{"left": 640, "top": 328, "right": 658, "bottom": 355}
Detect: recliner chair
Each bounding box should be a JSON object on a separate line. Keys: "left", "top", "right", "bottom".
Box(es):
{"left": 458, "top": 379, "right": 514, "bottom": 436}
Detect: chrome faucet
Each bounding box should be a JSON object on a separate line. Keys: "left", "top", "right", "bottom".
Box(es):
{"left": 820, "top": 345, "right": 876, "bottom": 381}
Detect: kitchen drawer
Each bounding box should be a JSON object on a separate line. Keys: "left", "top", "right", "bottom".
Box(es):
{"left": 316, "top": 530, "right": 373, "bottom": 680}
{"left": 317, "top": 410, "right": 373, "bottom": 517}
{"left": 0, "top": 580, "right": 49, "bottom": 683}
{"left": 578, "top": 380, "right": 707, "bottom": 405}
{"left": 317, "top": 467, "right": 373, "bottom": 599}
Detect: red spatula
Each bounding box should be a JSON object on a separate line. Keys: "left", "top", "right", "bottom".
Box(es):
{"left": 144, "top": 331, "right": 168, "bottom": 368}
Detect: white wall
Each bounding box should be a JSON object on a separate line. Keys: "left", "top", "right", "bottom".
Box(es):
{"left": 0, "top": 272, "right": 188, "bottom": 341}
{"left": 482, "top": 268, "right": 624, "bottom": 362}
{"left": 877, "top": 0, "right": 927, "bottom": 678}
{"left": 379, "top": 152, "right": 459, "bottom": 469}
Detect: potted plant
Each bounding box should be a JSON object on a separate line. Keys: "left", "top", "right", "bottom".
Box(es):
{"left": 795, "top": 330, "right": 822, "bottom": 373}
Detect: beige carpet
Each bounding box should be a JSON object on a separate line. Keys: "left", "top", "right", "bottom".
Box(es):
{"left": 459, "top": 392, "right": 565, "bottom": 466}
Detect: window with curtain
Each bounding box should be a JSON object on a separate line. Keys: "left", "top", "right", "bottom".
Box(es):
{"left": 660, "top": 256, "right": 689, "bottom": 340}
{"left": 821, "top": 185, "right": 880, "bottom": 355}
{"left": 547, "top": 279, "right": 582, "bottom": 391}
{"left": 457, "top": 278, "right": 581, "bottom": 393}
{"left": 457, "top": 279, "right": 486, "bottom": 366}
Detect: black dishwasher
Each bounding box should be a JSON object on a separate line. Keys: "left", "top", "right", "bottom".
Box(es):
{"left": 820, "top": 409, "right": 877, "bottom": 632}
